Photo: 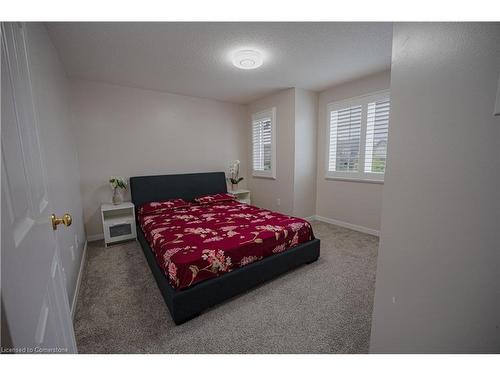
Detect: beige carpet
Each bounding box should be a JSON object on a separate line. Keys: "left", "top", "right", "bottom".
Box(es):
{"left": 74, "top": 221, "right": 379, "bottom": 353}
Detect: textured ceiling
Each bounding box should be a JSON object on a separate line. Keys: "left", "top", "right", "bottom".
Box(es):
{"left": 46, "top": 22, "right": 393, "bottom": 104}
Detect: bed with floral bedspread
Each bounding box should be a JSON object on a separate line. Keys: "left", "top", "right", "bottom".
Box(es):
{"left": 139, "top": 199, "right": 315, "bottom": 290}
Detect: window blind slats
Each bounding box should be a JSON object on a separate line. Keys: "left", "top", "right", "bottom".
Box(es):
{"left": 364, "top": 98, "right": 390, "bottom": 174}
{"left": 252, "top": 117, "right": 272, "bottom": 172}
{"left": 328, "top": 105, "right": 362, "bottom": 172}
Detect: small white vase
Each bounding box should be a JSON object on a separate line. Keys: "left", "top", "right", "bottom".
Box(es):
{"left": 112, "top": 188, "right": 123, "bottom": 205}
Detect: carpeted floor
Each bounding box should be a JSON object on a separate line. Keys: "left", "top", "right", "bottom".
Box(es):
{"left": 74, "top": 221, "right": 379, "bottom": 353}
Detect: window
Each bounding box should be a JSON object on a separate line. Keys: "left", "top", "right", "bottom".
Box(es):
{"left": 364, "top": 97, "right": 390, "bottom": 174}
{"left": 326, "top": 91, "right": 390, "bottom": 181}
{"left": 328, "top": 104, "right": 362, "bottom": 173}
{"left": 252, "top": 107, "right": 276, "bottom": 178}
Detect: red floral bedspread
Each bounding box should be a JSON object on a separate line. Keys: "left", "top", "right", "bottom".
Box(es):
{"left": 139, "top": 200, "right": 315, "bottom": 290}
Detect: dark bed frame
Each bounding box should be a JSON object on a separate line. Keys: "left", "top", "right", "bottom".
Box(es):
{"left": 130, "top": 172, "right": 320, "bottom": 324}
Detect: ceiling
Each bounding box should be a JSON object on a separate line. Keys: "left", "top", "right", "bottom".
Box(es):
{"left": 46, "top": 22, "right": 393, "bottom": 104}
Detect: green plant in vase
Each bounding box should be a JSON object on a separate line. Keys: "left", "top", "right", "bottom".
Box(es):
{"left": 228, "top": 160, "right": 244, "bottom": 191}
{"left": 109, "top": 176, "right": 127, "bottom": 205}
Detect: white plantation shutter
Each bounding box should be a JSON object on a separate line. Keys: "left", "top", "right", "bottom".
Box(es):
{"left": 326, "top": 90, "right": 390, "bottom": 181}
{"left": 328, "top": 105, "right": 362, "bottom": 173}
{"left": 365, "top": 97, "right": 390, "bottom": 174}
{"left": 252, "top": 117, "right": 271, "bottom": 171}
{"left": 252, "top": 108, "right": 276, "bottom": 178}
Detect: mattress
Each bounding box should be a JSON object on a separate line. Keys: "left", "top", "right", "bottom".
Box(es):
{"left": 139, "top": 200, "right": 315, "bottom": 290}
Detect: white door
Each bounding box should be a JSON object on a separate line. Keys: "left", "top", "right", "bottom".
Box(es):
{"left": 1, "top": 22, "right": 77, "bottom": 353}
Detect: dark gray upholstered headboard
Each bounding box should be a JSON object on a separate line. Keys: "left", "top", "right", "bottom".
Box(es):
{"left": 130, "top": 172, "right": 227, "bottom": 209}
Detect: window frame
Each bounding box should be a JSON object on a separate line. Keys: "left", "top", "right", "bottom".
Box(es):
{"left": 251, "top": 107, "right": 276, "bottom": 179}
{"left": 325, "top": 90, "right": 390, "bottom": 183}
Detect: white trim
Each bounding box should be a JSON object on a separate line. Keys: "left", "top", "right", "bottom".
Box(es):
{"left": 87, "top": 233, "right": 104, "bottom": 242}
{"left": 303, "top": 215, "right": 316, "bottom": 221}
{"left": 326, "top": 89, "right": 390, "bottom": 109}
{"left": 252, "top": 175, "right": 276, "bottom": 180}
{"left": 312, "top": 215, "right": 380, "bottom": 237}
{"left": 71, "top": 240, "right": 87, "bottom": 320}
{"left": 324, "top": 176, "right": 384, "bottom": 184}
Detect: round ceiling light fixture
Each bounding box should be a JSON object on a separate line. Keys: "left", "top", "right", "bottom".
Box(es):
{"left": 231, "top": 49, "right": 263, "bottom": 70}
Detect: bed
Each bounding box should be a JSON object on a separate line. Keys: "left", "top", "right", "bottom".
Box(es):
{"left": 130, "top": 172, "right": 320, "bottom": 324}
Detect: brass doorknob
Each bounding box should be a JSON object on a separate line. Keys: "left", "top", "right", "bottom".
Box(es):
{"left": 50, "top": 213, "right": 72, "bottom": 230}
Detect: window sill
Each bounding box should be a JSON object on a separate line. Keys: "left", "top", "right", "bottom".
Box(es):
{"left": 324, "top": 176, "right": 384, "bottom": 184}
{"left": 252, "top": 174, "right": 276, "bottom": 180}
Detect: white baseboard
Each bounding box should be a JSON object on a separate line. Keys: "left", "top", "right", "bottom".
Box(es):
{"left": 87, "top": 233, "right": 104, "bottom": 242}
{"left": 71, "top": 240, "right": 87, "bottom": 320}
{"left": 303, "top": 215, "right": 316, "bottom": 221}
{"left": 311, "top": 215, "right": 380, "bottom": 237}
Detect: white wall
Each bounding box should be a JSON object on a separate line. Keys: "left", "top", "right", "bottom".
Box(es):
{"left": 315, "top": 70, "right": 391, "bottom": 232}
{"left": 293, "top": 88, "right": 318, "bottom": 218}
{"left": 26, "top": 24, "right": 87, "bottom": 305}
{"left": 70, "top": 80, "right": 248, "bottom": 238}
{"left": 370, "top": 23, "right": 500, "bottom": 353}
{"left": 246, "top": 87, "right": 318, "bottom": 217}
{"left": 247, "top": 88, "right": 296, "bottom": 215}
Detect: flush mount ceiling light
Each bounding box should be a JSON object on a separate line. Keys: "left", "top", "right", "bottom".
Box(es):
{"left": 231, "top": 49, "right": 263, "bottom": 70}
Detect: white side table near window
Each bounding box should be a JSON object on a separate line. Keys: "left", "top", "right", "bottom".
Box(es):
{"left": 101, "top": 202, "right": 137, "bottom": 247}
{"left": 229, "top": 189, "right": 251, "bottom": 205}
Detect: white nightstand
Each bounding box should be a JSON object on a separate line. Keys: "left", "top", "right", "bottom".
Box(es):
{"left": 101, "top": 202, "right": 137, "bottom": 247}
{"left": 229, "top": 189, "right": 251, "bottom": 204}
